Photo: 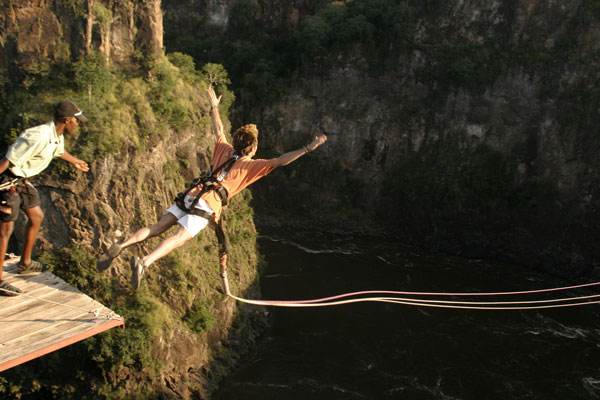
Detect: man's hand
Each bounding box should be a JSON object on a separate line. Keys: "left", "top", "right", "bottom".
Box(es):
{"left": 307, "top": 134, "right": 328, "bottom": 151}
{"left": 60, "top": 151, "right": 90, "bottom": 172}
{"left": 207, "top": 87, "right": 222, "bottom": 108}
{"left": 72, "top": 159, "right": 89, "bottom": 172}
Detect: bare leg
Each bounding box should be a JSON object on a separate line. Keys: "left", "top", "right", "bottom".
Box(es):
{"left": 120, "top": 213, "right": 178, "bottom": 249}
{"left": 0, "top": 221, "right": 14, "bottom": 281}
{"left": 21, "top": 206, "right": 43, "bottom": 266}
{"left": 142, "top": 226, "right": 192, "bottom": 267}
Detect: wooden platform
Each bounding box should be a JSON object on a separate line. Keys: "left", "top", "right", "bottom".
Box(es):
{"left": 0, "top": 258, "right": 124, "bottom": 372}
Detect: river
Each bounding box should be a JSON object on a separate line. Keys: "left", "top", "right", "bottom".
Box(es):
{"left": 215, "top": 231, "right": 600, "bottom": 400}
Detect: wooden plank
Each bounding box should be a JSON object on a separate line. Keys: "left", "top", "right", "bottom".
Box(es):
{"left": 0, "top": 287, "right": 86, "bottom": 319}
{"left": 0, "top": 285, "right": 94, "bottom": 318}
{"left": 0, "top": 300, "right": 95, "bottom": 332}
{"left": 0, "top": 273, "right": 72, "bottom": 303}
{"left": 1, "top": 305, "right": 119, "bottom": 352}
{"left": 0, "top": 317, "right": 124, "bottom": 372}
{"left": 1, "top": 265, "right": 84, "bottom": 311}
{"left": 2, "top": 272, "right": 67, "bottom": 292}
{"left": 1, "top": 311, "right": 92, "bottom": 360}
{"left": 3, "top": 267, "right": 71, "bottom": 286}
{"left": 1, "top": 312, "right": 118, "bottom": 360}
{"left": 0, "top": 297, "right": 108, "bottom": 343}
{"left": 0, "top": 258, "right": 124, "bottom": 371}
{"left": 0, "top": 280, "right": 65, "bottom": 301}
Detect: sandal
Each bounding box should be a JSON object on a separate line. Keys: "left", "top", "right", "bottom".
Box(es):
{"left": 0, "top": 280, "right": 21, "bottom": 296}
{"left": 130, "top": 256, "right": 145, "bottom": 291}
{"left": 17, "top": 260, "right": 51, "bottom": 275}
{"left": 97, "top": 243, "right": 123, "bottom": 272}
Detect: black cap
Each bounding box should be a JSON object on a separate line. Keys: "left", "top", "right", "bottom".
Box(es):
{"left": 55, "top": 101, "right": 88, "bottom": 123}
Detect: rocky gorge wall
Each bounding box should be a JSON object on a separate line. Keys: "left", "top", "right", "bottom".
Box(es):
{"left": 0, "top": 0, "right": 162, "bottom": 74}
{"left": 251, "top": 0, "right": 600, "bottom": 277}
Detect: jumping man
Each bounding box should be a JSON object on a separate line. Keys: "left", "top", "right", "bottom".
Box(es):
{"left": 99, "top": 87, "right": 327, "bottom": 290}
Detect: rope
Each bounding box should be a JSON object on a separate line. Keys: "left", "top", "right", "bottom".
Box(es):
{"left": 0, "top": 286, "right": 121, "bottom": 320}
{"left": 223, "top": 274, "right": 600, "bottom": 310}
{"left": 0, "top": 177, "right": 23, "bottom": 191}
{"left": 243, "top": 281, "right": 600, "bottom": 304}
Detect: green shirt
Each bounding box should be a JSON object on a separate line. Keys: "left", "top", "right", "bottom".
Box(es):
{"left": 6, "top": 121, "right": 65, "bottom": 178}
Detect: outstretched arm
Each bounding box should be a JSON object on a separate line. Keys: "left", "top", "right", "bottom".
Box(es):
{"left": 59, "top": 150, "right": 90, "bottom": 172}
{"left": 207, "top": 87, "right": 225, "bottom": 142}
{"left": 273, "top": 134, "right": 328, "bottom": 167}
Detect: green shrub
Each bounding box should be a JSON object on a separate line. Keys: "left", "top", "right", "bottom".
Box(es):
{"left": 184, "top": 300, "right": 216, "bottom": 333}
{"left": 73, "top": 51, "right": 114, "bottom": 100}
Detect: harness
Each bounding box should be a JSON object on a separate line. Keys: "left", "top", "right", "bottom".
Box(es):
{"left": 174, "top": 154, "right": 243, "bottom": 218}
{"left": 0, "top": 177, "right": 24, "bottom": 191}
{"left": 175, "top": 154, "right": 244, "bottom": 290}
{"left": 0, "top": 170, "right": 26, "bottom": 192}
{"left": 0, "top": 172, "right": 26, "bottom": 215}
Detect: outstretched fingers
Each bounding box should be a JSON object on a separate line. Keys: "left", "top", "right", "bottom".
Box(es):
{"left": 207, "top": 87, "right": 222, "bottom": 107}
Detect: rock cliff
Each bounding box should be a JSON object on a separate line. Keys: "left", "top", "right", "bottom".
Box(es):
{"left": 162, "top": 0, "right": 327, "bottom": 32}
{"left": 0, "top": 0, "right": 162, "bottom": 76}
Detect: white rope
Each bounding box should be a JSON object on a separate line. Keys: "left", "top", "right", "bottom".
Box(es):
{"left": 223, "top": 274, "right": 600, "bottom": 310}
{"left": 228, "top": 291, "right": 600, "bottom": 310}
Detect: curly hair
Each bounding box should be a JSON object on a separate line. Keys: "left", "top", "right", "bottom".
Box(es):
{"left": 232, "top": 124, "right": 259, "bottom": 155}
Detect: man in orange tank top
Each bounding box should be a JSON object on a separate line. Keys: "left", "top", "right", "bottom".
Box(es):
{"left": 99, "top": 87, "right": 327, "bottom": 291}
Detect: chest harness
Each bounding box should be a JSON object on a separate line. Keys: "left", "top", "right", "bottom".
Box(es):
{"left": 0, "top": 172, "right": 27, "bottom": 215}
{"left": 174, "top": 154, "right": 243, "bottom": 219}
{"left": 174, "top": 154, "right": 245, "bottom": 294}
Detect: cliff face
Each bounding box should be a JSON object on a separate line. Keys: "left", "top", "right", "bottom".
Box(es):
{"left": 214, "top": 0, "right": 600, "bottom": 276}
{"left": 159, "top": 0, "right": 600, "bottom": 275}
{"left": 162, "top": 0, "right": 327, "bottom": 32}
{"left": 0, "top": 0, "right": 163, "bottom": 77}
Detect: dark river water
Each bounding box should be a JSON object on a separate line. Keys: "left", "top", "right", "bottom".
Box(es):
{"left": 215, "top": 232, "right": 600, "bottom": 400}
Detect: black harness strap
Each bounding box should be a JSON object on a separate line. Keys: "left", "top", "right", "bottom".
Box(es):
{"left": 0, "top": 171, "right": 25, "bottom": 191}
{"left": 0, "top": 177, "right": 23, "bottom": 191}
{"left": 175, "top": 155, "right": 241, "bottom": 216}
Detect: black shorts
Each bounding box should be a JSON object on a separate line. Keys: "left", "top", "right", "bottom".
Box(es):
{"left": 0, "top": 181, "right": 41, "bottom": 223}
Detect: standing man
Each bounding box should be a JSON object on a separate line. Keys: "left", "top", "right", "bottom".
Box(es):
{"left": 99, "top": 87, "right": 327, "bottom": 291}
{"left": 0, "top": 101, "right": 89, "bottom": 296}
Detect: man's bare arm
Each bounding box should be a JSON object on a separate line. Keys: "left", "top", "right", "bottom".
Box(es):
{"left": 273, "top": 134, "right": 328, "bottom": 167}
{"left": 59, "top": 150, "right": 90, "bottom": 171}
{"left": 207, "top": 87, "right": 225, "bottom": 141}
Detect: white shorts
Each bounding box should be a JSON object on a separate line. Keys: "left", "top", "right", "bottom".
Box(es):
{"left": 165, "top": 197, "right": 213, "bottom": 238}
